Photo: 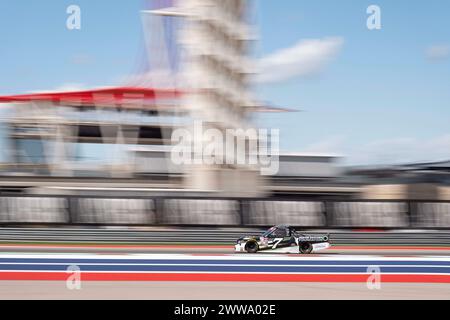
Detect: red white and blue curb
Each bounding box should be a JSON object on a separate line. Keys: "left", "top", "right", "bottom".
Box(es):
{"left": 0, "top": 254, "right": 449, "bottom": 283}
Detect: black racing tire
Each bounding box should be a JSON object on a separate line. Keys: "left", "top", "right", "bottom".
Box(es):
{"left": 245, "top": 241, "right": 259, "bottom": 254}
{"left": 299, "top": 242, "right": 313, "bottom": 254}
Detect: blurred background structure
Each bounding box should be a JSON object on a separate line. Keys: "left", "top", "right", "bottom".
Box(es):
{"left": 0, "top": 0, "right": 449, "bottom": 228}
{"left": 0, "top": 0, "right": 277, "bottom": 197}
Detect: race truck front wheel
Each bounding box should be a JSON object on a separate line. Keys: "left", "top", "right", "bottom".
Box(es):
{"left": 245, "top": 241, "right": 259, "bottom": 254}
{"left": 299, "top": 242, "right": 313, "bottom": 254}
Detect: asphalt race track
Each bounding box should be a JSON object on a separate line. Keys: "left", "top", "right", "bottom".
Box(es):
{"left": 1, "top": 282, "right": 449, "bottom": 300}
{"left": 1, "top": 244, "right": 450, "bottom": 256}
{"left": 0, "top": 248, "right": 449, "bottom": 299}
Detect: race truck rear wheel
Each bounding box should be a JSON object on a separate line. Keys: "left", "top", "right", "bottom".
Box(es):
{"left": 245, "top": 241, "right": 259, "bottom": 254}
{"left": 299, "top": 242, "right": 313, "bottom": 254}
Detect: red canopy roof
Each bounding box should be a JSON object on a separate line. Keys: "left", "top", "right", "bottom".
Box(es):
{"left": 0, "top": 87, "right": 182, "bottom": 106}
{"left": 0, "top": 86, "right": 295, "bottom": 113}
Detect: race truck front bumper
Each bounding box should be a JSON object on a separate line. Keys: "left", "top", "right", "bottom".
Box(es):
{"left": 235, "top": 243, "right": 246, "bottom": 253}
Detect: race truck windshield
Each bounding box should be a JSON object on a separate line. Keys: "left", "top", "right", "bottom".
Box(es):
{"left": 262, "top": 227, "right": 278, "bottom": 238}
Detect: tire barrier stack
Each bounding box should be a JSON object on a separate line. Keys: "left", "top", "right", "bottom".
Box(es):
{"left": 0, "top": 196, "right": 450, "bottom": 229}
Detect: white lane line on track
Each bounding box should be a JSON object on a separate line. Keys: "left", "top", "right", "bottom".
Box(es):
{"left": 0, "top": 263, "right": 450, "bottom": 268}
{"left": 1, "top": 254, "right": 450, "bottom": 262}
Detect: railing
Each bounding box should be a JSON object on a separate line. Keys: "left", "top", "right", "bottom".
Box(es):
{"left": 0, "top": 228, "right": 449, "bottom": 246}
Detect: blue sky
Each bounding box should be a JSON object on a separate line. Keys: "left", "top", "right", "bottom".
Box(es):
{"left": 0, "top": 0, "right": 449, "bottom": 165}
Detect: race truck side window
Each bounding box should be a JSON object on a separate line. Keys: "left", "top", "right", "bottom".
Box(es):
{"left": 273, "top": 229, "right": 286, "bottom": 238}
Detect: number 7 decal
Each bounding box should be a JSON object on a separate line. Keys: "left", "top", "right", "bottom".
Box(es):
{"left": 272, "top": 238, "right": 283, "bottom": 249}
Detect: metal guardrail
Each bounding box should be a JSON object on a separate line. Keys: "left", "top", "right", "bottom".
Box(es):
{"left": 0, "top": 228, "right": 449, "bottom": 246}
